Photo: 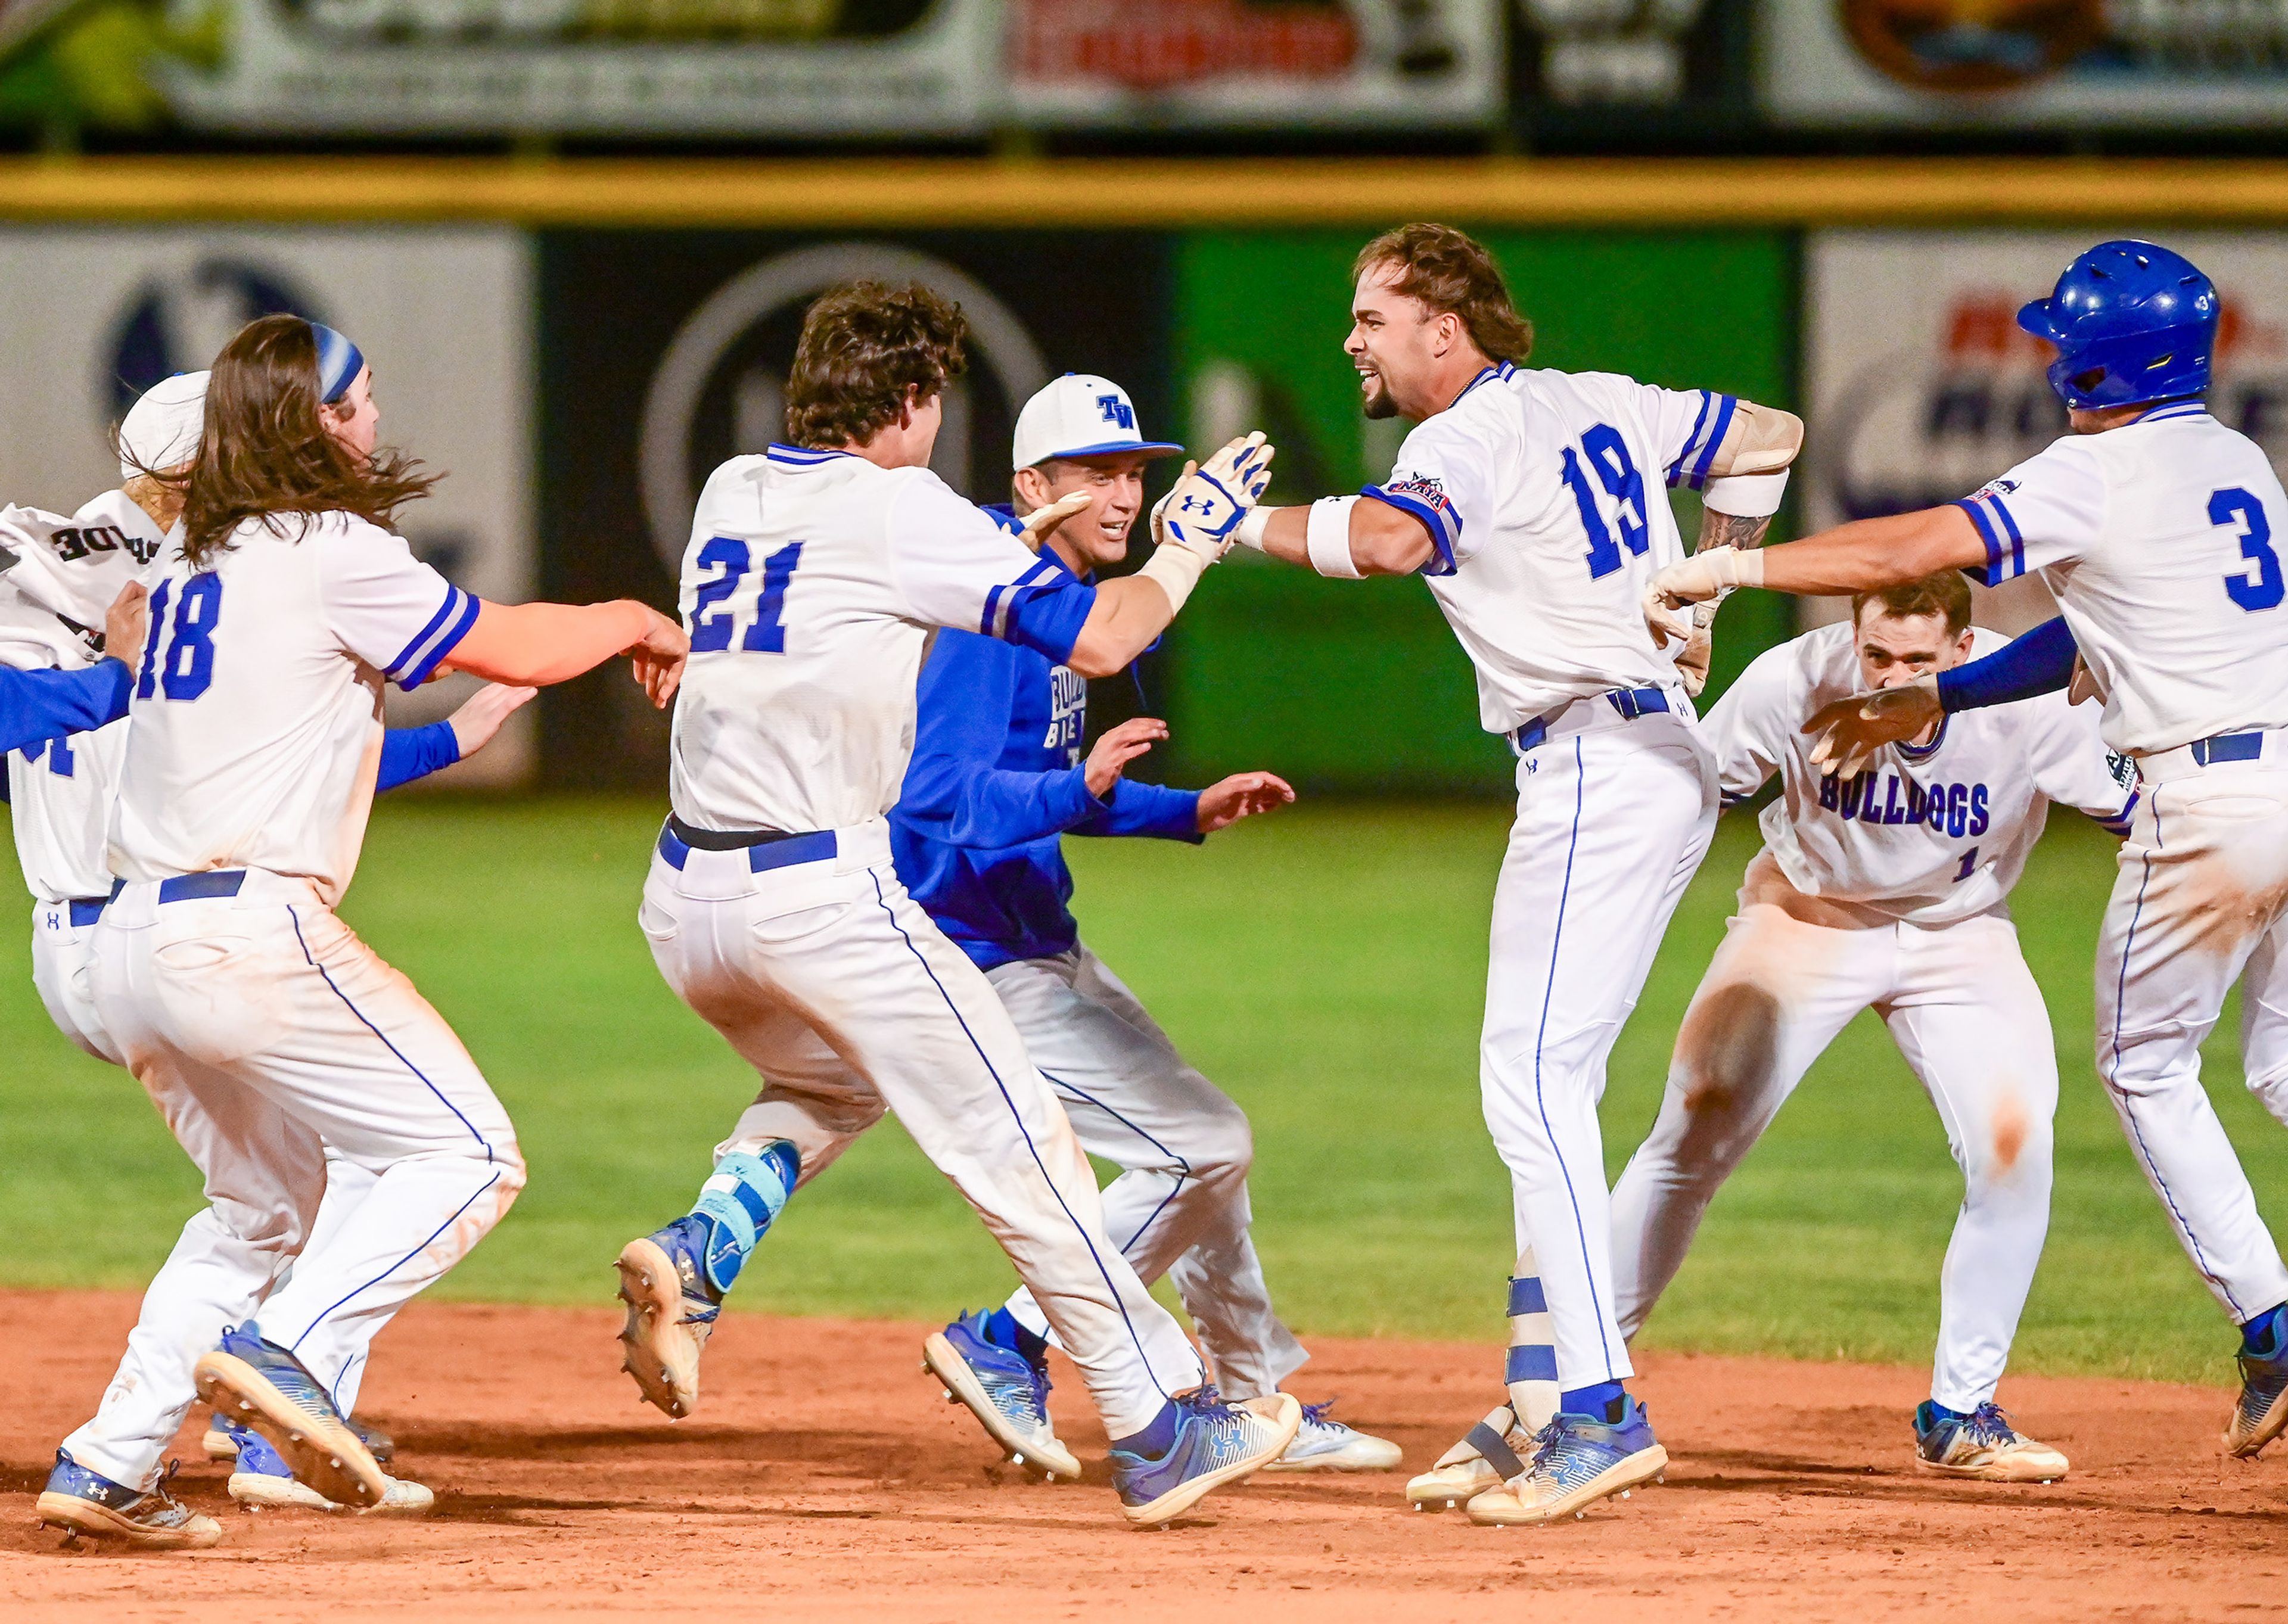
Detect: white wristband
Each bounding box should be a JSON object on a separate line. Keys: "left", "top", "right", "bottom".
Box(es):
{"left": 1703, "top": 467, "right": 1790, "bottom": 519}
{"left": 1137, "top": 545, "right": 1208, "bottom": 615}
{"left": 1305, "top": 496, "right": 1363, "bottom": 579}
{"left": 1235, "top": 505, "right": 1274, "bottom": 552}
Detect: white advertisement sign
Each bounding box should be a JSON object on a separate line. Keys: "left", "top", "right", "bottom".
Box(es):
{"left": 0, "top": 226, "right": 536, "bottom": 784}
{"left": 163, "top": 0, "right": 994, "bottom": 136}
{"left": 1762, "top": 0, "right": 2288, "bottom": 127}
{"left": 1801, "top": 230, "right": 2288, "bottom": 630}
{"left": 1006, "top": 0, "right": 1503, "bottom": 127}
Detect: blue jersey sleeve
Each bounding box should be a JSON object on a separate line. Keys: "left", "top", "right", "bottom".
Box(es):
{"left": 898, "top": 634, "right": 1107, "bottom": 848}
{"left": 1074, "top": 780, "right": 1203, "bottom": 842}
{"left": 376, "top": 720, "right": 462, "bottom": 793}
{"left": 1936, "top": 617, "right": 2078, "bottom": 712}
{"left": 0, "top": 658, "right": 129, "bottom": 755}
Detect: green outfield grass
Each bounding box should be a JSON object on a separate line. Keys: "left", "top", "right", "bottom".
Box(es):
{"left": 3, "top": 796, "right": 2280, "bottom": 1390}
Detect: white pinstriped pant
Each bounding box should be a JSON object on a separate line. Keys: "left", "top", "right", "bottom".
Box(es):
{"left": 67, "top": 872, "right": 522, "bottom": 1489}
{"left": 644, "top": 822, "right": 1204, "bottom": 1438}
{"left": 988, "top": 944, "right": 1308, "bottom": 1402}
{"left": 1482, "top": 702, "right": 1717, "bottom": 1396}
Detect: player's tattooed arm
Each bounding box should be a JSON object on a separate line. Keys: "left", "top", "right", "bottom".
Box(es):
{"left": 1696, "top": 509, "right": 1774, "bottom": 555}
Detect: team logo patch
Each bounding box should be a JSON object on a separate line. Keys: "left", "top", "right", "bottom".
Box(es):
{"left": 1384, "top": 473, "right": 1455, "bottom": 518}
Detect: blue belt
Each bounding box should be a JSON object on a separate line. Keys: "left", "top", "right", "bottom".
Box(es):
{"left": 104, "top": 870, "right": 248, "bottom": 906}
{"left": 657, "top": 821, "right": 838, "bottom": 875}
{"left": 1513, "top": 687, "right": 1671, "bottom": 754}
{"left": 2191, "top": 731, "right": 2264, "bottom": 766}
{"left": 67, "top": 897, "right": 107, "bottom": 927}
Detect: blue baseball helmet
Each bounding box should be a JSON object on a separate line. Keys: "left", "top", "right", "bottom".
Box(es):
{"left": 2016, "top": 240, "right": 2219, "bottom": 410}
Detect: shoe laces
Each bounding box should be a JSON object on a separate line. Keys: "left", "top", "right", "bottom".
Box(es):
{"left": 150, "top": 1458, "right": 189, "bottom": 1510}
{"left": 1171, "top": 1383, "right": 1226, "bottom": 1418}
{"left": 1959, "top": 1403, "right": 2020, "bottom": 1446}
{"left": 1522, "top": 1415, "right": 1571, "bottom": 1476}
{"left": 1299, "top": 1399, "right": 1339, "bottom": 1427}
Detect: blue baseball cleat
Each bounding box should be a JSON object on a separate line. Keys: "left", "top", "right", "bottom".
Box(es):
{"left": 35, "top": 1450, "right": 222, "bottom": 1549}
{"left": 1111, "top": 1386, "right": 1301, "bottom": 1527}
{"left": 194, "top": 1323, "right": 387, "bottom": 1511}
{"left": 223, "top": 1418, "right": 434, "bottom": 1514}
{"left": 1261, "top": 1398, "right": 1404, "bottom": 1473}
{"left": 205, "top": 1408, "right": 394, "bottom": 1465}
{"left": 922, "top": 1310, "right": 1081, "bottom": 1480}
{"left": 1465, "top": 1399, "right": 1668, "bottom": 1525}
{"left": 615, "top": 1214, "right": 722, "bottom": 1419}
{"left": 1914, "top": 1401, "right": 2068, "bottom": 1481}
{"left": 2227, "top": 1345, "right": 2288, "bottom": 1458}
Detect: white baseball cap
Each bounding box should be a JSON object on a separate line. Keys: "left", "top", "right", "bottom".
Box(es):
{"left": 1011, "top": 374, "right": 1182, "bottom": 472}
{"left": 119, "top": 370, "right": 210, "bottom": 479}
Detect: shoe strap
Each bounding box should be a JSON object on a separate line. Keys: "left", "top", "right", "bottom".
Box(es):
{"left": 1465, "top": 1420, "right": 1525, "bottom": 1481}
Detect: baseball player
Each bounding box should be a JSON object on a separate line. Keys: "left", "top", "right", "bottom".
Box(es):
{"left": 0, "top": 371, "right": 532, "bottom": 1513}
{"left": 36, "top": 314, "right": 688, "bottom": 1550}
{"left": 614, "top": 282, "right": 1306, "bottom": 1527}
{"left": 1651, "top": 239, "right": 2288, "bottom": 1461}
{"left": 899, "top": 373, "right": 1400, "bottom": 1479}
{"left": 1226, "top": 223, "right": 1801, "bottom": 1524}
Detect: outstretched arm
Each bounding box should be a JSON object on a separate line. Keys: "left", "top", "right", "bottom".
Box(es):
{"left": 0, "top": 660, "right": 129, "bottom": 755}
{"left": 376, "top": 683, "right": 537, "bottom": 793}
{"left": 440, "top": 600, "right": 687, "bottom": 707}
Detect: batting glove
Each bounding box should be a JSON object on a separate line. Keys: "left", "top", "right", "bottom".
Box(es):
{"left": 1154, "top": 433, "right": 1275, "bottom": 562}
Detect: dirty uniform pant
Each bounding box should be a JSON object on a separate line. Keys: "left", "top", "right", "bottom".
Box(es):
{"left": 1609, "top": 900, "right": 2056, "bottom": 1412}
{"left": 2099, "top": 752, "right": 2288, "bottom": 1325}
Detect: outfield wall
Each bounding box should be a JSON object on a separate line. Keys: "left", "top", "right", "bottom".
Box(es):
{"left": 8, "top": 160, "right": 2285, "bottom": 794}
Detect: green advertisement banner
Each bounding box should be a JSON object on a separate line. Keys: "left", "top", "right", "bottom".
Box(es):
{"left": 1165, "top": 228, "right": 1797, "bottom": 794}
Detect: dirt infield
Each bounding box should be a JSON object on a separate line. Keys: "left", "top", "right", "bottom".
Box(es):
{"left": 4, "top": 1290, "right": 2284, "bottom": 1622}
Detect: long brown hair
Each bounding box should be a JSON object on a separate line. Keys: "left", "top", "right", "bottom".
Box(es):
{"left": 1354, "top": 223, "right": 1534, "bottom": 365}
{"left": 164, "top": 315, "right": 439, "bottom": 568}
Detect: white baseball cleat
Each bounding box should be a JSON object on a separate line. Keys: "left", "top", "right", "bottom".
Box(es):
{"left": 1406, "top": 1401, "right": 1527, "bottom": 1509}
{"left": 1260, "top": 1399, "right": 1403, "bottom": 1472}
{"left": 1913, "top": 1401, "right": 2069, "bottom": 1482}
{"left": 615, "top": 1217, "right": 722, "bottom": 1420}
{"left": 1465, "top": 1401, "right": 1668, "bottom": 1527}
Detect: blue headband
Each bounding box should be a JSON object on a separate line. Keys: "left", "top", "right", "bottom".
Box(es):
{"left": 309, "top": 321, "right": 365, "bottom": 406}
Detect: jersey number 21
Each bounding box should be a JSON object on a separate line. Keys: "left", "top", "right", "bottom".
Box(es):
{"left": 689, "top": 539, "right": 804, "bottom": 654}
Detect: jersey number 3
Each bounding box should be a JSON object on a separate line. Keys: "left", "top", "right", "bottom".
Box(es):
{"left": 689, "top": 539, "right": 803, "bottom": 654}
{"left": 2215, "top": 488, "right": 2283, "bottom": 614}
{"left": 135, "top": 573, "right": 223, "bottom": 703}
{"left": 1561, "top": 424, "right": 1649, "bottom": 580}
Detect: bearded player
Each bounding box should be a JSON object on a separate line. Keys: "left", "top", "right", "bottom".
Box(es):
{"left": 1227, "top": 223, "right": 1801, "bottom": 1525}
{"left": 899, "top": 372, "right": 1399, "bottom": 1478}
{"left": 1652, "top": 239, "right": 2288, "bottom": 1461}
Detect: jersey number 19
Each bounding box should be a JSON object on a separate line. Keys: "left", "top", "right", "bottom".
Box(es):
{"left": 1560, "top": 424, "right": 1650, "bottom": 580}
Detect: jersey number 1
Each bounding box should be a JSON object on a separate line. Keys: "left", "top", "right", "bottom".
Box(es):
{"left": 1562, "top": 424, "right": 1650, "bottom": 580}
{"left": 135, "top": 573, "right": 223, "bottom": 703}
{"left": 689, "top": 539, "right": 803, "bottom": 654}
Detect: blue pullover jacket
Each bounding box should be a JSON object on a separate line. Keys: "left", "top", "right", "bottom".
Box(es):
{"left": 890, "top": 511, "right": 1202, "bottom": 971}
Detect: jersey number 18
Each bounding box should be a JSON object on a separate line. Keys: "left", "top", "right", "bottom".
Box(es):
{"left": 135, "top": 574, "right": 223, "bottom": 703}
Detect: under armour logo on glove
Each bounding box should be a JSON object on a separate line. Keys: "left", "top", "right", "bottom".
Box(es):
{"left": 1157, "top": 433, "right": 1276, "bottom": 561}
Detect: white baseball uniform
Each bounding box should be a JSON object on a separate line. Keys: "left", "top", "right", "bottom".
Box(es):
{"left": 1609, "top": 622, "right": 2135, "bottom": 1410}
{"left": 0, "top": 491, "right": 159, "bottom": 1063}
{"left": 649, "top": 443, "right": 1204, "bottom": 1440}
{"left": 66, "top": 510, "right": 521, "bottom": 1491}
{"left": 1368, "top": 365, "right": 1740, "bottom": 1416}
{"left": 1960, "top": 402, "right": 2288, "bottom": 1326}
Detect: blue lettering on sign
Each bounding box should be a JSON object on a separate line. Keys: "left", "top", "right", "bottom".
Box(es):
{"left": 1096, "top": 395, "right": 1135, "bottom": 430}
{"left": 1818, "top": 772, "right": 1991, "bottom": 839}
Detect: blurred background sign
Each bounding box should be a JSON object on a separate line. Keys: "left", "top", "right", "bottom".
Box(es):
{"left": 1005, "top": 0, "right": 1504, "bottom": 127}
{"left": 1762, "top": 0, "right": 2288, "bottom": 126}
{"left": 163, "top": 0, "right": 994, "bottom": 135}
{"left": 0, "top": 225, "right": 536, "bottom": 780}
{"left": 1801, "top": 229, "right": 2288, "bottom": 630}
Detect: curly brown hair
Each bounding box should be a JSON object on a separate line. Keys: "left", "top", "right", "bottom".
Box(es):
{"left": 1353, "top": 223, "right": 1534, "bottom": 365}
{"left": 1853, "top": 569, "right": 1973, "bottom": 635}
{"left": 163, "top": 315, "right": 438, "bottom": 569}
{"left": 784, "top": 281, "right": 970, "bottom": 450}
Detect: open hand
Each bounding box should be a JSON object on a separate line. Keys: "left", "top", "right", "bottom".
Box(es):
{"left": 1021, "top": 491, "right": 1095, "bottom": 551}
{"left": 629, "top": 608, "right": 689, "bottom": 709}
{"left": 105, "top": 581, "right": 150, "bottom": 677}
{"left": 1086, "top": 717, "right": 1168, "bottom": 797}
{"left": 1803, "top": 675, "right": 1941, "bottom": 779}
{"left": 1196, "top": 770, "right": 1294, "bottom": 833}
{"left": 446, "top": 683, "right": 538, "bottom": 758}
